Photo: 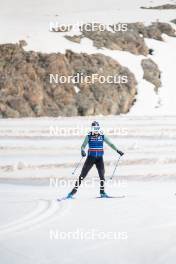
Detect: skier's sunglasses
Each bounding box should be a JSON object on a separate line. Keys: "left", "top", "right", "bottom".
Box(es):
{"left": 92, "top": 126, "right": 100, "bottom": 131}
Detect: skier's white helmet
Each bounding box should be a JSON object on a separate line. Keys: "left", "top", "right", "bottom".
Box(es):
{"left": 91, "top": 121, "right": 100, "bottom": 134}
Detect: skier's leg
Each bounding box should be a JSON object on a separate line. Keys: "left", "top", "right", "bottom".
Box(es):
{"left": 70, "top": 156, "right": 95, "bottom": 195}
{"left": 95, "top": 157, "right": 105, "bottom": 194}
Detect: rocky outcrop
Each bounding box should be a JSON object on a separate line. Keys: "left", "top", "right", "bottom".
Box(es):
{"left": 0, "top": 43, "right": 137, "bottom": 118}
{"left": 127, "top": 22, "right": 176, "bottom": 41}
{"left": 69, "top": 23, "right": 149, "bottom": 55}
{"left": 141, "top": 59, "right": 161, "bottom": 90}
{"left": 66, "top": 51, "right": 137, "bottom": 115}
{"left": 141, "top": 4, "right": 176, "bottom": 9}
{"left": 64, "top": 22, "right": 175, "bottom": 55}
{"left": 65, "top": 35, "right": 82, "bottom": 44}
{"left": 171, "top": 19, "right": 176, "bottom": 24}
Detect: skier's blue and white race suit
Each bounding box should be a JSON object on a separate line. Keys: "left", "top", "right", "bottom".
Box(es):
{"left": 70, "top": 132, "right": 119, "bottom": 195}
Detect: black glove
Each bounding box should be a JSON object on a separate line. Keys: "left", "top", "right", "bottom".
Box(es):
{"left": 117, "top": 150, "right": 124, "bottom": 156}
{"left": 81, "top": 149, "right": 86, "bottom": 157}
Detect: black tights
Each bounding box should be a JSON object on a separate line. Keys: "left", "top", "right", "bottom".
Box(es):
{"left": 70, "top": 156, "right": 105, "bottom": 195}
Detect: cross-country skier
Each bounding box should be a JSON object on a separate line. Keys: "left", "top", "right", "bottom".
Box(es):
{"left": 67, "top": 121, "right": 124, "bottom": 199}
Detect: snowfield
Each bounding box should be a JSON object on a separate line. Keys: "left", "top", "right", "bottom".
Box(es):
{"left": 1, "top": 0, "right": 176, "bottom": 263}
{"left": 0, "top": 116, "right": 176, "bottom": 264}
{"left": 0, "top": 116, "right": 176, "bottom": 180}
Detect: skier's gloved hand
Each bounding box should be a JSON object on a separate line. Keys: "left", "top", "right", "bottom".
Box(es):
{"left": 117, "top": 150, "right": 124, "bottom": 156}
{"left": 81, "top": 149, "right": 86, "bottom": 157}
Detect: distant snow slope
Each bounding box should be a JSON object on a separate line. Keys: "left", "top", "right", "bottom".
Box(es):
{"left": 0, "top": 116, "right": 176, "bottom": 180}
{"left": 0, "top": 0, "right": 176, "bottom": 115}
{"left": 1, "top": 0, "right": 176, "bottom": 15}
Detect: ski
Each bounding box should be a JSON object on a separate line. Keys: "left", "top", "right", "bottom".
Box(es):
{"left": 57, "top": 196, "right": 75, "bottom": 202}
{"left": 96, "top": 195, "right": 125, "bottom": 199}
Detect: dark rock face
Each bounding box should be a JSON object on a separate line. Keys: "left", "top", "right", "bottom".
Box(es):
{"left": 66, "top": 51, "right": 137, "bottom": 115}
{"left": 171, "top": 19, "right": 176, "bottom": 24}
{"left": 0, "top": 43, "right": 137, "bottom": 118}
{"left": 64, "top": 22, "right": 175, "bottom": 55}
{"left": 77, "top": 23, "right": 149, "bottom": 55}
{"left": 128, "top": 22, "right": 176, "bottom": 41}
{"left": 141, "top": 59, "right": 161, "bottom": 90}
{"left": 141, "top": 4, "right": 176, "bottom": 9}
{"left": 65, "top": 35, "right": 82, "bottom": 43}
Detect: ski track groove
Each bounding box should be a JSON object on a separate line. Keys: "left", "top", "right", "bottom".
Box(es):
{"left": 0, "top": 199, "right": 70, "bottom": 237}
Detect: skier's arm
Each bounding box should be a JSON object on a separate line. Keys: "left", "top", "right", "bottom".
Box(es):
{"left": 104, "top": 135, "right": 118, "bottom": 151}
{"left": 81, "top": 135, "right": 88, "bottom": 157}
{"left": 104, "top": 135, "right": 124, "bottom": 156}
{"left": 81, "top": 135, "right": 88, "bottom": 150}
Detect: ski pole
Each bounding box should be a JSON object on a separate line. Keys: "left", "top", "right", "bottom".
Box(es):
{"left": 110, "top": 155, "right": 121, "bottom": 180}
{"left": 72, "top": 157, "right": 84, "bottom": 175}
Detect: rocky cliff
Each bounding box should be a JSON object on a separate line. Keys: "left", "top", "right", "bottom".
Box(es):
{"left": 0, "top": 44, "right": 137, "bottom": 117}
{"left": 65, "top": 22, "right": 176, "bottom": 55}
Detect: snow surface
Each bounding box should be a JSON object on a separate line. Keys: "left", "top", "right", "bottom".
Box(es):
{"left": 0, "top": 116, "right": 176, "bottom": 263}
{"left": 0, "top": 116, "right": 176, "bottom": 179}
{"left": 0, "top": 1, "right": 176, "bottom": 263}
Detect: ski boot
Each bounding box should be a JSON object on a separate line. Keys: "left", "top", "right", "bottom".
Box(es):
{"left": 100, "top": 192, "right": 110, "bottom": 198}
{"left": 66, "top": 192, "right": 74, "bottom": 199}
